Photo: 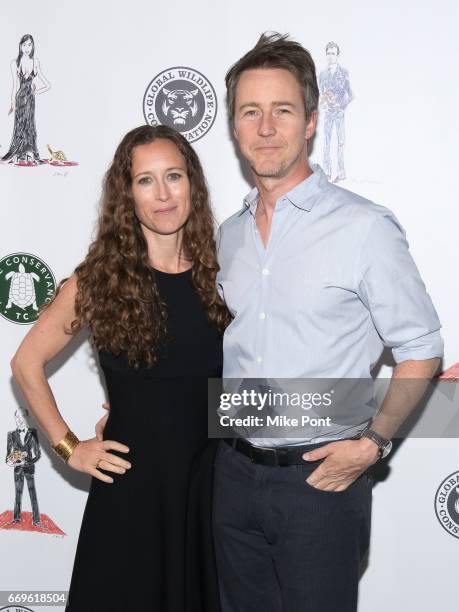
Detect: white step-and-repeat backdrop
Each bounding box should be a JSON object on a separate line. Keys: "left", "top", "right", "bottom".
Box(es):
{"left": 1, "top": 1, "right": 458, "bottom": 610}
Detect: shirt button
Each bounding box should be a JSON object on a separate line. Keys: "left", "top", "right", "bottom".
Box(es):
{"left": 256, "top": 356, "right": 263, "bottom": 363}
{"left": 259, "top": 312, "right": 266, "bottom": 320}
{"left": 262, "top": 268, "right": 269, "bottom": 275}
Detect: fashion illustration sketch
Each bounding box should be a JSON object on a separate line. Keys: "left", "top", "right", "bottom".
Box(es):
{"left": 2, "top": 34, "right": 50, "bottom": 166}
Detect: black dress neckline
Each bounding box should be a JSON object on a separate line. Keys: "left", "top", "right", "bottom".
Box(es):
{"left": 152, "top": 267, "right": 192, "bottom": 277}
{"left": 99, "top": 264, "right": 221, "bottom": 378}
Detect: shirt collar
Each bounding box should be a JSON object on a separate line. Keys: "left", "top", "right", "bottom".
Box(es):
{"left": 243, "top": 164, "right": 328, "bottom": 216}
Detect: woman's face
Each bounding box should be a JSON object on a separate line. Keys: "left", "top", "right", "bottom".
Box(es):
{"left": 130, "top": 139, "right": 192, "bottom": 238}
{"left": 21, "top": 39, "right": 33, "bottom": 55}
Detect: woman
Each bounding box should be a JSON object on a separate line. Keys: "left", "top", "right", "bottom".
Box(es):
{"left": 11, "top": 124, "right": 230, "bottom": 611}
{"left": 2, "top": 34, "right": 51, "bottom": 164}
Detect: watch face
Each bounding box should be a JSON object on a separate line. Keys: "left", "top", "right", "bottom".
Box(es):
{"left": 381, "top": 440, "right": 393, "bottom": 458}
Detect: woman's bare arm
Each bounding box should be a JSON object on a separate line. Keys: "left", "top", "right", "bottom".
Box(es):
{"left": 11, "top": 275, "right": 80, "bottom": 445}
{"left": 8, "top": 60, "right": 18, "bottom": 113}
{"left": 10, "top": 275, "right": 131, "bottom": 482}
{"left": 33, "top": 58, "right": 51, "bottom": 95}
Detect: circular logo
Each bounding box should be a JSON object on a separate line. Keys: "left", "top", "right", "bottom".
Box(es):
{"left": 434, "top": 470, "right": 459, "bottom": 539}
{"left": 0, "top": 253, "right": 56, "bottom": 325}
{"left": 143, "top": 66, "right": 217, "bottom": 142}
{"left": 0, "top": 607, "right": 34, "bottom": 611}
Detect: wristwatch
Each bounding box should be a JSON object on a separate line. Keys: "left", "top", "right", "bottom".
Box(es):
{"left": 360, "top": 428, "right": 393, "bottom": 459}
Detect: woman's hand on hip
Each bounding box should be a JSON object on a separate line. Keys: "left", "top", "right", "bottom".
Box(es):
{"left": 67, "top": 437, "right": 131, "bottom": 484}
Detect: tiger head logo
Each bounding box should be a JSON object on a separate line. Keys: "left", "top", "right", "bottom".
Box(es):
{"left": 162, "top": 88, "right": 199, "bottom": 125}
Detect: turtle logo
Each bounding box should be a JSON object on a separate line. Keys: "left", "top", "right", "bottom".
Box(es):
{"left": 6, "top": 263, "right": 40, "bottom": 311}
{"left": 143, "top": 67, "right": 217, "bottom": 142}
{"left": 434, "top": 470, "right": 459, "bottom": 539}
{"left": 0, "top": 253, "right": 56, "bottom": 325}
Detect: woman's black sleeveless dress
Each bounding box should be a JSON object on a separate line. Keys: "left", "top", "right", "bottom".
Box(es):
{"left": 65, "top": 268, "right": 223, "bottom": 612}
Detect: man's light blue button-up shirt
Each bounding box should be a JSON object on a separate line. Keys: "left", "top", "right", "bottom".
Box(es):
{"left": 216, "top": 165, "right": 443, "bottom": 445}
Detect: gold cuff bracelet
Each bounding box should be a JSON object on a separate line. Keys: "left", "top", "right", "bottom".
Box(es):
{"left": 52, "top": 430, "right": 80, "bottom": 463}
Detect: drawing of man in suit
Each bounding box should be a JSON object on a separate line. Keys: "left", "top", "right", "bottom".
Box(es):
{"left": 6, "top": 407, "right": 42, "bottom": 526}
{"left": 319, "top": 41, "right": 354, "bottom": 182}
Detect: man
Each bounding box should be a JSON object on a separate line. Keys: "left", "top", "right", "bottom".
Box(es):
{"left": 212, "top": 33, "right": 443, "bottom": 612}
{"left": 6, "top": 407, "right": 42, "bottom": 527}
{"left": 319, "top": 41, "right": 353, "bottom": 182}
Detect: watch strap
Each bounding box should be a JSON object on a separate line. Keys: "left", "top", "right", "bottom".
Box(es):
{"left": 360, "top": 428, "right": 391, "bottom": 458}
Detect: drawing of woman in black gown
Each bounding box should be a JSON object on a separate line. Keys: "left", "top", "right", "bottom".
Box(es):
{"left": 2, "top": 34, "right": 51, "bottom": 165}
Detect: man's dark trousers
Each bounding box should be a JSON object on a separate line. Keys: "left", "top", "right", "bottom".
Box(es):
{"left": 212, "top": 439, "right": 373, "bottom": 612}
{"left": 14, "top": 465, "right": 40, "bottom": 524}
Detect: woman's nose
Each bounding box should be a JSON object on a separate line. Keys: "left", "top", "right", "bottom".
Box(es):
{"left": 156, "top": 181, "right": 170, "bottom": 201}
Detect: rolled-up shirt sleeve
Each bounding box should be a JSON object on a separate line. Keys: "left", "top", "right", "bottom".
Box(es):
{"left": 356, "top": 213, "right": 444, "bottom": 363}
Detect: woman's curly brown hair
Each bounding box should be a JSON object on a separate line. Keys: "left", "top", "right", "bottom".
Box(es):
{"left": 42, "top": 125, "right": 231, "bottom": 367}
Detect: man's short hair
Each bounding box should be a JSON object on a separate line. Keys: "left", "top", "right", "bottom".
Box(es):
{"left": 225, "top": 32, "right": 319, "bottom": 122}
{"left": 325, "top": 41, "right": 340, "bottom": 55}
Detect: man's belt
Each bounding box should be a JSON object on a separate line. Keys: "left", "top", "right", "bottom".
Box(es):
{"left": 223, "top": 436, "right": 358, "bottom": 466}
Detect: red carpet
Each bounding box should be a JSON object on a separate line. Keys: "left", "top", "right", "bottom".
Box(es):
{"left": 1, "top": 159, "right": 79, "bottom": 167}
{"left": 0, "top": 510, "right": 66, "bottom": 535}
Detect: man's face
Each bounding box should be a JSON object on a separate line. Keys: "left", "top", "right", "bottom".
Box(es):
{"left": 15, "top": 411, "right": 26, "bottom": 428}
{"left": 326, "top": 48, "right": 338, "bottom": 66}
{"left": 233, "top": 68, "right": 316, "bottom": 180}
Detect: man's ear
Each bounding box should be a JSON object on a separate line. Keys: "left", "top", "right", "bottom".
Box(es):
{"left": 305, "top": 110, "right": 319, "bottom": 140}
{"left": 233, "top": 123, "right": 239, "bottom": 142}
